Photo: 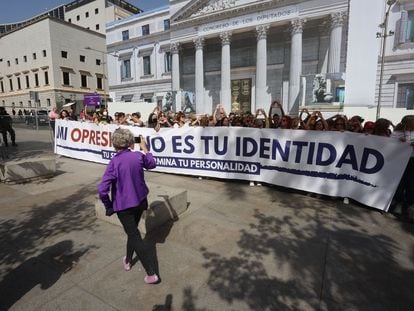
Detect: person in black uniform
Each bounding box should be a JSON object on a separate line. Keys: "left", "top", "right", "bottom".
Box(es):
{"left": 0, "top": 107, "right": 17, "bottom": 147}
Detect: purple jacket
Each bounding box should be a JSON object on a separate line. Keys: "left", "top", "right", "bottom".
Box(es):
{"left": 98, "top": 149, "right": 156, "bottom": 212}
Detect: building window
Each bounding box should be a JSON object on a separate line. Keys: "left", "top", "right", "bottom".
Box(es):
{"left": 96, "top": 24, "right": 100, "bottom": 30}
{"left": 121, "top": 59, "right": 131, "bottom": 79}
{"left": 62, "top": 71, "right": 70, "bottom": 86}
{"left": 397, "top": 10, "right": 414, "bottom": 44}
{"left": 142, "top": 24, "right": 150, "bottom": 36}
{"left": 164, "top": 52, "right": 172, "bottom": 72}
{"left": 77, "top": 15, "right": 80, "bottom": 21}
{"left": 407, "top": 11, "right": 414, "bottom": 42}
{"left": 43, "top": 50, "right": 47, "bottom": 57}
{"left": 15, "top": 58, "right": 18, "bottom": 65}
{"left": 122, "top": 30, "right": 129, "bottom": 41}
{"left": 142, "top": 94, "right": 153, "bottom": 103}
{"left": 397, "top": 83, "right": 414, "bottom": 109}
{"left": 164, "top": 19, "right": 170, "bottom": 31}
{"left": 95, "top": 8, "right": 99, "bottom": 14}
{"left": 7, "top": 60, "right": 10, "bottom": 67}
{"left": 143, "top": 56, "right": 151, "bottom": 75}
{"left": 96, "top": 59, "right": 101, "bottom": 66}
{"left": 80, "top": 55, "right": 85, "bottom": 62}
{"left": 0, "top": 81, "right": 4, "bottom": 93}
{"left": 9, "top": 79, "right": 13, "bottom": 91}
{"left": 24, "top": 55, "right": 27, "bottom": 62}
{"left": 33, "top": 53, "right": 37, "bottom": 60}
{"left": 47, "top": 98, "right": 51, "bottom": 106}
{"left": 81, "top": 74, "right": 88, "bottom": 88}
{"left": 44, "top": 71, "right": 49, "bottom": 85}
{"left": 68, "top": 18, "right": 72, "bottom": 23}
{"left": 35, "top": 73, "right": 39, "bottom": 87}
{"left": 17, "top": 77, "right": 21, "bottom": 90}
{"left": 97, "top": 76, "right": 103, "bottom": 89}
{"left": 25, "top": 75, "right": 30, "bottom": 88}
{"left": 85, "top": 12, "right": 89, "bottom": 18}
{"left": 121, "top": 94, "right": 133, "bottom": 102}
{"left": 61, "top": 51, "right": 68, "bottom": 58}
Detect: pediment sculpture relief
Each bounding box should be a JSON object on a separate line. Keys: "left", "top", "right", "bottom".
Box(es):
{"left": 193, "top": 0, "right": 237, "bottom": 17}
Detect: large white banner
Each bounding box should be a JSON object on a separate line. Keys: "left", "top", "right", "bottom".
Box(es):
{"left": 55, "top": 120, "right": 412, "bottom": 211}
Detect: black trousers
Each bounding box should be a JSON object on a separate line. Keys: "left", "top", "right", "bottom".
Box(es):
{"left": 117, "top": 199, "right": 154, "bottom": 275}
{"left": 1, "top": 127, "right": 16, "bottom": 145}
{"left": 394, "top": 157, "right": 414, "bottom": 206}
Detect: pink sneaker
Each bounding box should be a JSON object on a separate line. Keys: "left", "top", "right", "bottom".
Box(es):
{"left": 123, "top": 256, "right": 131, "bottom": 271}
{"left": 144, "top": 274, "right": 159, "bottom": 284}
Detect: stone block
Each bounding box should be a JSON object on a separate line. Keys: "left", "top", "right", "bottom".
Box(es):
{"left": 0, "top": 157, "right": 56, "bottom": 183}
{"left": 95, "top": 183, "right": 188, "bottom": 235}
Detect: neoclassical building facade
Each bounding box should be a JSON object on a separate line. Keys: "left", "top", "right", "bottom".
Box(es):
{"left": 168, "top": 0, "right": 348, "bottom": 115}
{"left": 106, "top": 0, "right": 412, "bottom": 121}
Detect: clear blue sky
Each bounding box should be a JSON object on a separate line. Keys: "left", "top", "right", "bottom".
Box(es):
{"left": 0, "top": 0, "right": 169, "bottom": 24}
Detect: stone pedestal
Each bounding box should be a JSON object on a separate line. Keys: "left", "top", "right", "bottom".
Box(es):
{"left": 95, "top": 182, "right": 188, "bottom": 235}
{"left": 1, "top": 157, "right": 56, "bottom": 183}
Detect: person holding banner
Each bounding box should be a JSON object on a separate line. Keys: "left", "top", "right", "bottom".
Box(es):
{"left": 391, "top": 115, "right": 414, "bottom": 215}
{"left": 48, "top": 107, "right": 59, "bottom": 134}
{"left": 98, "top": 128, "right": 159, "bottom": 284}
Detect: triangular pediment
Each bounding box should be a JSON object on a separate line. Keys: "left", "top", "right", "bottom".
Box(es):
{"left": 171, "top": 0, "right": 270, "bottom": 23}
{"left": 171, "top": 0, "right": 292, "bottom": 23}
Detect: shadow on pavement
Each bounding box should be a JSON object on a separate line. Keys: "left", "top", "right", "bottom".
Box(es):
{"left": 196, "top": 199, "right": 414, "bottom": 310}
{"left": 3, "top": 141, "right": 53, "bottom": 162}
{"left": 144, "top": 220, "right": 174, "bottom": 278}
{"left": 0, "top": 186, "right": 97, "bottom": 279}
{"left": 0, "top": 240, "right": 88, "bottom": 310}
{"left": 152, "top": 293, "right": 173, "bottom": 311}
{"left": 181, "top": 287, "right": 207, "bottom": 311}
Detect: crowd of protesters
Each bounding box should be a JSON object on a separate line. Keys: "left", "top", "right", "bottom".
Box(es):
{"left": 63, "top": 101, "right": 409, "bottom": 140}
{"left": 48, "top": 101, "right": 413, "bottom": 216}
{"left": 2, "top": 100, "right": 413, "bottom": 216}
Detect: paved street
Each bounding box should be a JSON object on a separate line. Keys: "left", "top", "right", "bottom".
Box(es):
{"left": 0, "top": 126, "right": 414, "bottom": 310}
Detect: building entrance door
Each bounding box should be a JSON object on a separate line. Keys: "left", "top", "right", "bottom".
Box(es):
{"left": 231, "top": 79, "right": 252, "bottom": 113}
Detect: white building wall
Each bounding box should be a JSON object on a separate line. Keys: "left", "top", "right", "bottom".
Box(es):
{"left": 65, "top": 0, "right": 107, "bottom": 34}
{"left": 344, "top": 0, "right": 414, "bottom": 124}
{"left": 64, "top": 0, "right": 138, "bottom": 34}
{"left": 373, "top": 1, "right": 414, "bottom": 109}
{"left": 106, "top": 7, "right": 172, "bottom": 103}
{"left": 49, "top": 19, "right": 107, "bottom": 93}
{"left": 0, "top": 17, "right": 106, "bottom": 109}
{"left": 344, "top": 0, "right": 383, "bottom": 108}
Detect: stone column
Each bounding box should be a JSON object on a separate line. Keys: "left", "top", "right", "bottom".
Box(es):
{"left": 328, "top": 12, "right": 346, "bottom": 74}
{"left": 255, "top": 25, "right": 269, "bottom": 110}
{"left": 220, "top": 32, "right": 232, "bottom": 113}
{"left": 171, "top": 42, "right": 180, "bottom": 91}
{"left": 194, "top": 37, "right": 205, "bottom": 113}
{"left": 288, "top": 18, "right": 306, "bottom": 114}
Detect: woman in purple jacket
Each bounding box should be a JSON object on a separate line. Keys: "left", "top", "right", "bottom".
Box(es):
{"left": 98, "top": 128, "right": 159, "bottom": 284}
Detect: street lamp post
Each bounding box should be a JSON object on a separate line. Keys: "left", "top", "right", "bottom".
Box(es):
{"left": 376, "top": 0, "right": 396, "bottom": 121}
{"left": 85, "top": 46, "right": 108, "bottom": 109}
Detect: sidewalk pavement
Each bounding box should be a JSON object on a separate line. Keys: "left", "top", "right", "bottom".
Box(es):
{"left": 0, "top": 127, "right": 414, "bottom": 310}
